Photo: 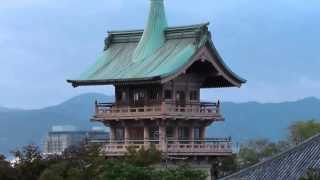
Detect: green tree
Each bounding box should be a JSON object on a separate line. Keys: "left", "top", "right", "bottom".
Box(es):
{"left": 299, "top": 168, "right": 320, "bottom": 180}
{"left": 39, "top": 143, "right": 105, "bottom": 180}
{"left": 38, "top": 161, "right": 71, "bottom": 180}
{"left": 11, "top": 144, "right": 49, "bottom": 180}
{"left": 237, "top": 139, "right": 288, "bottom": 169}
{"left": 154, "top": 165, "right": 208, "bottom": 180}
{"left": 211, "top": 155, "right": 238, "bottom": 178}
{"left": 97, "top": 161, "right": 207, "bottom": 180}
{"left": 97, "top": 161, "right": 153, "bottom": 180}
{"left": 38, "top": 167, "right": 64, "bottom": 180}
{"left": 125, "top": 144, "right": 161, "bottom": 166}
{"left": 39, "top": 160, "right": 88, "bottom": 180}
{"left": 289, "top": 120, "right": 320, "bottom": 145}
{"left": 0, "top": 154, "right": 18, "bottom": 180}
{"left": 238, "top": 147, "right": 259, "bottom": 169}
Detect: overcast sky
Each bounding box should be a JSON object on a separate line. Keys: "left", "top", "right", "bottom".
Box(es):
{"left": 0, "top": 0, "right": 319, "bottom": 109}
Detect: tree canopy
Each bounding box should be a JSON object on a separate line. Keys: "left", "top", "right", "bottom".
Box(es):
{"left": 0, "top": 144, "right": 208, "bottom": 180}
{"left": 289, "top": 120, "right": 320, "bottom": 145}
{"left": 299, "top": 168, "right": 320, "bottom": 180}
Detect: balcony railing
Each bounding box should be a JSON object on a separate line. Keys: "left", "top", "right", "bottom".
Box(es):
{"left": 101, "top": 138, "right": 232, "bottom": 156}
{"left": 94, "top": 101, "right": 221, "bottom": 120}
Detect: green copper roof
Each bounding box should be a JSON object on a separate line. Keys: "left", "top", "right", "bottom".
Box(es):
{"left": 133, "top": 0, "right": 168, "bottom": 63}
{"left": 76, "top": 25, "right": 205, "bottom": 83}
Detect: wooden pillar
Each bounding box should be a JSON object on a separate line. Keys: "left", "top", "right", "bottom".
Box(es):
{"left": 200, "top": 127, "right": 206, "bottom": 145}
{"left": 110, "top": 127, "right": 116, "bottom": 142}
{"left": 200, "top": 127, "right": 206, "bottom": 140}
{"left": 173, "top": 126, "right": 179, "bottom": 144}
{"left": 124, "top": 127, "right": 130, "bottom": 144}
{"left": 159, "top": 125, "right": 167, "bottom": 152}
{"left": 189, "top": 126, "right": 195, "bottom": 144}
{"left": 144, "top": 126, "right": 150, "bottom": 147}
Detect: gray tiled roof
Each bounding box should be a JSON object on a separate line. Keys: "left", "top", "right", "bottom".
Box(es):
{"left": 221, "top": 134, "right": 320, "bottom": 180}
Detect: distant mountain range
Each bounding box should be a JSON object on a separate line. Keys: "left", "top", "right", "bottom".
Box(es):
{"left": 209, "top": 97, "right": 320, "bottom": 142}
{"left": 0, "top": 106, "right": 14, "bottom": 113}
{"left": 0, "top": 93, "right": 319, "bottom": 156}
{"left": 0, "top": 93, "right": 113, "bottom": 156}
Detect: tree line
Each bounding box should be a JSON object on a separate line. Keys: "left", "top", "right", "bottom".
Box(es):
{"left": 0, "top": 143, "right": 208, "bottom": 180}
{"left": 0, "top": 119, "right": 320, "bottom": 180}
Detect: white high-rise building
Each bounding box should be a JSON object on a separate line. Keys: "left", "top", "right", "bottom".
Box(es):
{"left": 43, "top": 126, "right": 109, "bottom": 155}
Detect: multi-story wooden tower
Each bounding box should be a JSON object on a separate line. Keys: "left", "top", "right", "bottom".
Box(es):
{"left": 68, "top": 0, "right": 245, "bottom": 161}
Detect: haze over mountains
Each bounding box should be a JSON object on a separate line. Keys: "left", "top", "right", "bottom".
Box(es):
{"left": 0, "top": 93, "right": 320, "bottom": 156}
{"left": 208, "top": 97, "right": 320, "bottom": 142}
{"left": 0, "top": 106, "right": 14, "bottom": 113}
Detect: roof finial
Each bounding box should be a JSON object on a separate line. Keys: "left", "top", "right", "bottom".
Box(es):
{"left": 132, "top": 0, "right": 168, "bottom": 63}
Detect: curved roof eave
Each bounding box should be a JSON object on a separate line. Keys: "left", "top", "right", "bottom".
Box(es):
{"left": 207, "top": 39, "right": 247, "bottom": 85}
{"left": 159, "top": 40, "right": 246, "bottom": 88}
{"left": 67, "top": 76, "right": 162, "bottom": 87}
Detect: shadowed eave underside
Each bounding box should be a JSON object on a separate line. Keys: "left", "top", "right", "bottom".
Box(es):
{"left": 67, "top": 23, "right": 246, "bottom": 88}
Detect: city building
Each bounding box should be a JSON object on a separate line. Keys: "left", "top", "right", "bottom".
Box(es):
{"left": 68, "top": 0, "right": 245, "bottom": 178}
{"left": 43, "top": 126, "right": 109, "bottom": 155}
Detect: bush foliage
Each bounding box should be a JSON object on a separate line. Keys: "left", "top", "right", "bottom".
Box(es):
{"left": 0, "top": 144, "right": 208, "bottom": 180}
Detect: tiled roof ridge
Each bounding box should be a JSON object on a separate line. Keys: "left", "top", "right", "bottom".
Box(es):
{"left": 220, "top": 133, "right": 320, "bottom": 180}
{"left": 104, "top": 23, "right": 210, "bottom": 50}
{"left": 107, "top": 22, "right": 210, "bottom": 34}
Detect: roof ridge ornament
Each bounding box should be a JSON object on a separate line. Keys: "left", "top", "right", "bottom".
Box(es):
{"left": 132, "top": 0, "right": 168, "bottom": 63}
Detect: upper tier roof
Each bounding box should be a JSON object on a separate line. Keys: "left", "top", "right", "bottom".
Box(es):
{"left": 68, "top": 23, "right": 246, "bottom": 87}
{"left": 67, "top": 0, "right": 245, "bottom": 88}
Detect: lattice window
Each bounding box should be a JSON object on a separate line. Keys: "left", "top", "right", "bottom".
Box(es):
{"left": 190, "top": 90, "right": 198, "bottom": 101}
{"left": 164, "top": 90, "right": 172, "bottom": 99}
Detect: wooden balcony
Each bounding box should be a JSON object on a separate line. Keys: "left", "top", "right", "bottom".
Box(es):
{"left": 101, "top": 138, "right": 232, "bottom": 157}
{"left": 93, "top": 101, "right": 222, "bottom": 121}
